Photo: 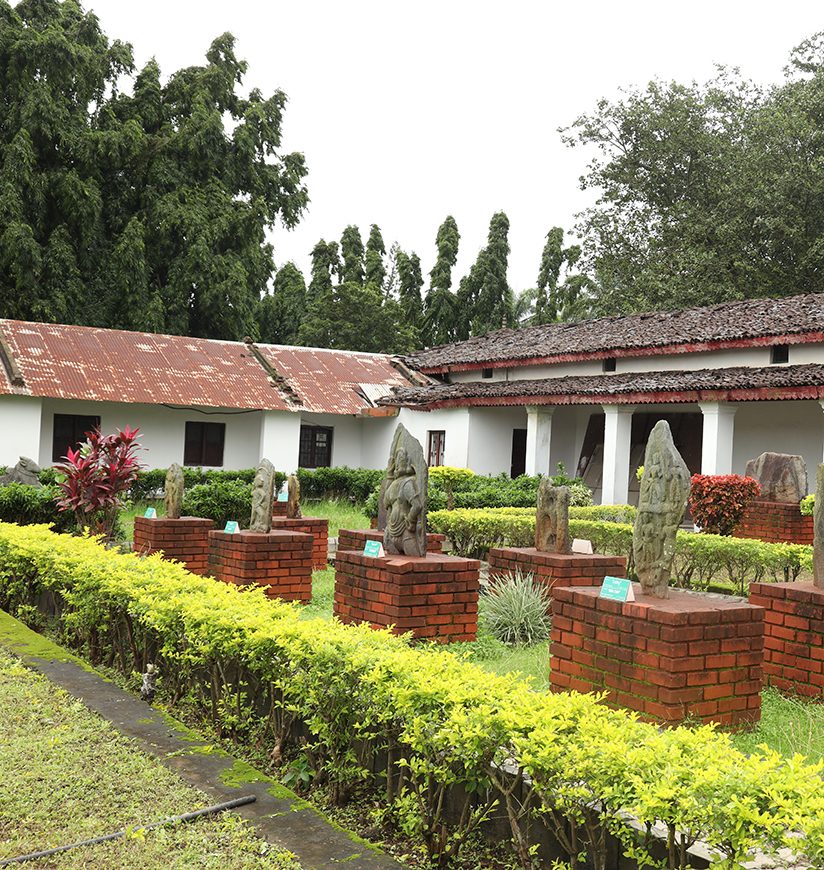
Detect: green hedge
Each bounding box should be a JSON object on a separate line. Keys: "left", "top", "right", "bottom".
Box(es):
{"left": 128, "top": 467, "right": 283, "bottom": 502}
{"left": 180, "top": 480, "right": 253, "bottom": 528}
{"left": 0, "top": 523, "right": 821, "bottom": 869}
{"left": 0, "top": 484, "right": 73, "bottom": 532}
{"left": 429, "top": 508, "right": 811, "bottom": 594}
{"left": 296, "top": 466, "right": 383, "bottom": 502}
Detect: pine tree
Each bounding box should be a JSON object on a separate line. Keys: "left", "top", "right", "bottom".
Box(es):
{"left": 340, "top": 225, "right": 365, "bottom": 285}
{"left": 472, "top": 211, "right": 513, "bottom": 334}
{"left": 365, "top": 224, "right": 386, "bottom": 288}
{"left": 396, "top": 250, "right": 424, "bottom": 333}
{"left": 423, "top": 216, "right": 460, "bottom": 346}
{"left": 256, "top": 261, "right": 307, "bottom": 344}
{"left": 530, "top": 227, "right": 590, "bottom": 324}
{"left": 307, "top": 240, "right": 341, "bottom": 304}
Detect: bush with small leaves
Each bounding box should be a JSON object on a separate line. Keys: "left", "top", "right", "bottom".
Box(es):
{"left": 482, "top": 569, "right": 551, "bottom": 646}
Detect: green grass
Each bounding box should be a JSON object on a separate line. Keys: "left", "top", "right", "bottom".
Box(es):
{"left": 0, "top": 646, "right": 301, "bottom": 869}
{"left": 302, "top": 498, "right": 369, "bottom": 537}
{"left": 121, "top": 498, "right": 164, "bottom": 541}
{"left": 731, "top": 687, "right": 824, "bottom": 761}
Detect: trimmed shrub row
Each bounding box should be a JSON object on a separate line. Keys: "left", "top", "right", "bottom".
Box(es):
{"left": 127, "top": 467, "right": 284, "bottom": 502}
{"left": 428, "top": 508, "right": 811, "bottom": 593}
{"left": 0, "top": 484, "right": 73, "bottom": 533}
{"left": 0, "top": 524, "right": 821, "bottom": 869}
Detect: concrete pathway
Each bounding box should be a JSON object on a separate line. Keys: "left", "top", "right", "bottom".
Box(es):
{"left": 0, "top": 609, "right": 402, "bottom": 870}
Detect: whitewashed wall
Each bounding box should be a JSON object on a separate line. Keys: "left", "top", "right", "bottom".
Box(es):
{"left": 398, "top": 407, "right": 471, "bottom": 467}
{"left": 0, "top": 395, "right": 43, "bottom": 467}
{"left": 466, "top": 407, "right": 526, "bottom": 475}
{"left": 260, "top": 411, "right": 301, "bottom": 472}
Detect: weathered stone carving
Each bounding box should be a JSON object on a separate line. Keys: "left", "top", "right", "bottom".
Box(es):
{"left": 249, "top": 459, "right": 275, "bottom": 533}
{"left": 0, "top": 456, "right": 41, "bottom": 488}
{"left": 381, "top": 424, "right": 427, "bottom": 557}
{"left": 535, "top": 481, "right": 570, "bottom": 554}
{"left": 632, "top": 420, "right": 691, "bottom": 598}
{"left": 745, "top": 452, "right": 807, "bottom": 503}
{"left": 164, "top": 462, "right": 184, "bottom": 519}
{"left": 814, "top": 464, "right": 824, "bottom": 589}
{"left": 287, "top": 473, "right": 302, "bottom": 519}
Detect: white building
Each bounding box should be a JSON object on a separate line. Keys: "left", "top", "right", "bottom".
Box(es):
{"left": 0, "top": 320, "right": 415, "bottom": 473}
{"left": 386, "top": 292, "right": 824, "bottom": 504}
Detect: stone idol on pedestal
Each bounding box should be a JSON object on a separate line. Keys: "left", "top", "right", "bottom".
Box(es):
{"left": 750, "top": 461, "right": 824, "bottom": 699}
{"left": 208, "top": 459, "right": 313, "bottom": 602}
{"left": 133, "top": 463, "right": 214, "bottom": 575}
{"left": 334, "top": 424, "right": 478, "bottom": 642}
{"left": 488, "top": 479, "right": 626, "bottom": 601}
{"left": 551, "top": 420, "right": 765, "bottom": 728}
{"left": 270, "top": 473, "right": 330, "bottom": 570}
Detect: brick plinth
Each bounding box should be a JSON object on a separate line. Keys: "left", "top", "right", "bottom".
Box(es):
{"left": 272, "top": 502, "right": 289, "bottom": 518}
{"left": 336, "top": 528, "right": 445, "bottom": 556}
{"left": 133, "top": 516, "right": 214, "bottom": 575}
{"left": 270, "top": 517, "right": 329, "bottom": 569}
{"left": 749, "top": 581, "right": 824, "bottom": 697}
{"left": 208, "top": 529, "right": 313, "bottom": 603}
{"left": 733, "top": 499, "right": 812, "bottom": 545}
{"left": 551, "top": 586, "right": 764, "bottom": 728}
{"left": 334, "top": 550, "right": 479, "bottom": 642}
{"left": 488, "top": 548, "right": 627, "bottom": 599}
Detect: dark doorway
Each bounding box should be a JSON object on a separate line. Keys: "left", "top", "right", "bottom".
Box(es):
{"left": 510, "top": 428, "right": 527, "bottom": 478}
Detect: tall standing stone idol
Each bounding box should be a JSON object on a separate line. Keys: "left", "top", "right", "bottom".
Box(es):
{"left": 381, "top": 424, "right": 427, "bottom": 557}
{"left": 287, "top": 473, "right": 302, "bottom": 519}
{"left": 814, "top": 464, "right": 824, "bottom": 588}
{"left": 632, "top": 420, "right": 691, "bottom": 598}
{"left": 249, "top": 459, "right": 275, "bottom": 533}
{"left": 535, "top": 481, "right": 571, "bottom": 554}
{"left": 164, "top": 463, "right": 184, "bottom": 519}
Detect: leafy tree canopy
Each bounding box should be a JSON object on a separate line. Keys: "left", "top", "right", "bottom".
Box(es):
{"left": 0, "top": 0, "right": 308, "bottom": 340}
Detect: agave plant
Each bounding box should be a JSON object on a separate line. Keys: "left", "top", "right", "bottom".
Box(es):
{"left": 482, "top": 568, "right": 551, "bottom": 646}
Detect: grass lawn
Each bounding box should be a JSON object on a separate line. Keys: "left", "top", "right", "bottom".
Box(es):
{"left": 0, "top": 646, "right": 300, "bottom": 869}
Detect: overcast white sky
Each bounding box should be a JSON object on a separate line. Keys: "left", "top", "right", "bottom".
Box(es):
{"left": 87, "top": 1, "right": 824, "bottom": 292}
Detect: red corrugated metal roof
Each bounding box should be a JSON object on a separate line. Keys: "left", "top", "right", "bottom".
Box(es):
{"left": 259, "top": 344, "right": 409, "bottom": 414}
{"left": 0, "top": 320, "right": 408, "bottom": 414}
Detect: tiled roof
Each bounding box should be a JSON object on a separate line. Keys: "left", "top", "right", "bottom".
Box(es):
{"left": 382, "top": 363, "right": 824, "bottom": 408}
{"left": 0, "top": 320, "right": 407, "bottom": 414}
{"left": 406, "top": 293, "right": 824, "bottom": 370}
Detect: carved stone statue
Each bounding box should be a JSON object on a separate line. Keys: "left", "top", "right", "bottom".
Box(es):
{"left": 745, "top": 452, "right": 807, "bottom": 503}
{"left": 814, "top": 464, "right": 824, "bottom": 589}
{"left": 0, "top": 456, "right": 41, "bottom": 488}
{"left": 287, "top": 473, "right": 301, "bottom": 519}
{"left": 381, "top": 424, "right": 427, "bottom": 557}
{"left": 632, "top": 420, "right": 691, "bottom": 598}
{"left": 249, "top": 459, "right": 275, "bottom": 533}
{"left": 535, "top": 481, "right": 570, "bottom": 554}
{"left": 164, "top": 463, "right": 184, "bottom": 519}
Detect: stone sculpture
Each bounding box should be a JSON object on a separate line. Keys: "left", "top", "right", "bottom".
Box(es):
{"left": 381, "top": 424, "right": 427, "bottom": 557}
{"left": 0, "top": 456, "right": 41, "bottom": 488}
{"left": 249, "top": 458, "right": 275, "bottom": 533}
{"left": 745, "top": 452, "right": 807, "bottom": 503}
{"left": 535, "top": 480, "right": 571, "bottom": 554}
{"left": 632, "top": 420, "right": 691, "bottom": 598}
{"left": 164, "top": 462, "right": 184, "bottom": 519}
{"left": 287, "top": 473, "right": 302, "bottom": 519}
{"left": 814, "top": 464, "right": 824, "bottom": 589}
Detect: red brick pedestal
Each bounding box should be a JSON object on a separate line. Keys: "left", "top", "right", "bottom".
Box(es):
{"left": 551, "top": 586, "right": 764, "bottom": 727}
{"left": 733, "top": 499, "right": 812, "bottom": 544}
{"left": 133, "top": 516, "right": 214, "bottom": 575}
{"left": 270, "top": 517, "right": 329, "bottom": 569}
{"left": 272, "top": 502, "right": 289, "bottom": 518}
{"left": 336, "top": 528, "right": 445, "bottom": 556}
{"left": 334, "top": 550, "right": 479, "bottom": 642}
{"left": 488, "top": 548, "right": 627, "bottom": 599}
{"left": 208, "top": 529, "right": 313, "bottom": 603}
{"left": 749, "top": 581, "right": 824, "bottom": 697}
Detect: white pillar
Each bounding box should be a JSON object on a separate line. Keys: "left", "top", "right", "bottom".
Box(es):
{"left": 699, "top": 402, "right": 737, "bottom": 475}
{"left": 525, "top": 406, "right": 554, "bottom": 476}
{"left": 601, "top": 405, "right": 634, "bottom": 505}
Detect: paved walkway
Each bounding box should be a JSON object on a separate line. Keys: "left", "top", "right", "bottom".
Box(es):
{"left": 0, "top": 609, "right": 402, "bottom": 870}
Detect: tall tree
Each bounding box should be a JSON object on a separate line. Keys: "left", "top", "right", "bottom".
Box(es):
{"left": 365, "top": 224, "right": 386, "bottom": 288}
{"left": 395, "top": 249, "right": 424, "bottom": 337}
{"left": 340, "top": 225, "right": 365, "bottom": 285}
{"left": 307, "top": 240, "right": 340, "bottom": 304}
{"left": 423, "top": 216, "right": 460, "bottom": 346}
{"left": 0, "top": 1, "right": 309, "bottom": 339}
{"left": 256, "top": 261, "right": 306, "bottom": 345}
{"left": 531, "top": 227, "right": 591, "bottom": 324}
{"left": 469, "top": 211, "right": 514, "bottom": 335}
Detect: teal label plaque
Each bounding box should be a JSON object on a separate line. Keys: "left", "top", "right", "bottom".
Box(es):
{"left": 599, "top": 576, "right": 635, "bottom": 602}
{"left": 277, "top": 491, "right": 288, "bottom": 502}
{"left": 143, "top": 506, "right": 157, "bottom": 519}
{"left": 363, "top": 539, "right": 384, "bottom": 557}
{"left": 224, "top": 520, "right": 239, "bottom": 534}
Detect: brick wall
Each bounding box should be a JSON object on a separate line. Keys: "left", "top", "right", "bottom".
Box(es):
{"left": 272, "top": 502, "right": 289, "bottom": 517}
{"left": 733, "top": 499, "right": 812, "bottom": 545}
{"left": 749, "top": 581, "right": 824, "bottom": 697}
{"left": 551, "top": 586, "right": 764, "bottom": 728}
{"left": 133, "top": 516, "right": 214, "bottom": 575}
{"left": 488, "top": 547, "right": 627, "bottom": 599}
{"left": 336, "top": 528, "right": 445, "bottom": 556}
{"left": 334, "top": 549, "right": 478, "bottom": 642}
{"left": 208, "top": 529, "right": 313, "bottom": 603}
{"left": 271, "top": 516, "right": 329, "bottom": 569}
